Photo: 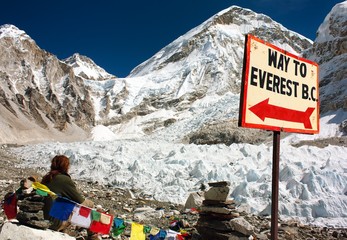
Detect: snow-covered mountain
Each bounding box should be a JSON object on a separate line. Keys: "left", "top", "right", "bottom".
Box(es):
{"left": 0, "top": 5, "right": 315, "bottom": 145}
{"left": 63, "top": 53, "right": 116, "bottom": 81}
{"left": 82, "top": 6, "right": 312, "bottom": 145}
{"left": 1, "top": 2, "right": 347, "bottom": 228}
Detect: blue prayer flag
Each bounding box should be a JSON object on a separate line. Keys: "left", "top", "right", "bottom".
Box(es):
{"left": 149, "top": 229, "right": 167, "bottom": 240}
{"left": 49, "top": 198, "right": 75, "bottom": 221}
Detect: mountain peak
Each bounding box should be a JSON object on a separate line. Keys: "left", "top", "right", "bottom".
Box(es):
{"left": 129, "top": 5, "right": 312, "bottom": 93}
{"left": 0, "top": 24, "right": 32, "bottom": 41}
{"left": 315, "top": 1, "right": 347, "bottom": 43}
{"left": 63, "top": 53, "right": 116, "bottom": 80}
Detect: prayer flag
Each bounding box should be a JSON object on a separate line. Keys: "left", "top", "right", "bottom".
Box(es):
{"left": 2, "top": 193, "right": 17, "bottom": 220}
{"left": 35, "top": 189, "right": 48, "bottom": 197}
{"left": 89, "top": 212, "right": 113, "bottom": 235}
{"left": 143, "top": 225, "right": 151, "bottom": 234}
{"left": 71, "top": 205, "right": 92, "bottom": 228}
{"left": 79, "top": 205, "right": 90, "bottom": 218}
{"left": 32, "top": 182, "right": 56, "bottom": 196}
{"left": 130, "top": 222, "right": 145, "bottom": 240}
{"left": 91, "top": 210, "right": 101, "bottom": 221}
{"left": 111, "top": 218, "right": 126, "bottom": 237}
{"left": 49, "top": 198, "right": 75, "bottom": 221}
{"left": 100, "top": 212, "right": 111, "bottom": 225}
{"left": 149, "top": 227, "right": 160, "bottom": 236}
{"left": 166, "top": 229, "right": 180, "bottom": 240}
{"left": 149, "top": 229, "right": 167, "bottom": 240}
{"left": 176, "top": 234, "right": 184, "bottom": 240}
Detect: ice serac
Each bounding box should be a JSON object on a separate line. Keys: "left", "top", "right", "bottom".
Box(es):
{"left": 304, "top": 1, "right": 347, "bottom": 114}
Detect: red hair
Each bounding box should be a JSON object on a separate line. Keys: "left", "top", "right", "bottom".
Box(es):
{"left": 41, "top": 155, "right": 70, "bottom": 184}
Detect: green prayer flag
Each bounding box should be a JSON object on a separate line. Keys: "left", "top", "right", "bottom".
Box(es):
{"left": 91, "top": 210, "right": 101, "bottom": 221}
{"left": 35, "top": 189, "right": 48, "bottom": 196}
{"left": 143, "top": 225, "right": 151, "bottom": 233}
{"left": 111, "top": 218, "right": 126, "bottom": 237}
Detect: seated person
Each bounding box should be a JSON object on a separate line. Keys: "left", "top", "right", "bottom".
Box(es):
{"left": 41, "top": 155, "right": 93, "bottom": 231}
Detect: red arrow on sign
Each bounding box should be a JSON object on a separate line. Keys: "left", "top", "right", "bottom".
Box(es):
{"left": 249, "top": 98, "right": 315, "bottom": 129}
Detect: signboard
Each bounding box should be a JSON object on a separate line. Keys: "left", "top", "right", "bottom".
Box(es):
{"left": 239, "top": 35, "right": 319, "bottom": 134}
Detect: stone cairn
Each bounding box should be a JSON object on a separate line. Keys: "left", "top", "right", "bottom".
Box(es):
{"left": 15, "top": 178, "right": 51, "bottom": 230}
{"left": 195, "top": 181, "right": 255, "bottom": 240}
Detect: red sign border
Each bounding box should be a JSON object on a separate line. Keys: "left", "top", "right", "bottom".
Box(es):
{"left": 238, "top": 34, "right": 320, "bottom": 134}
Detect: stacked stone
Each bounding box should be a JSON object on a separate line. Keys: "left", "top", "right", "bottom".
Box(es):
{"left": 16, "top": 179, "right": 50, "bottom": 230}
{"left": 196, "top": 181, "right": 254, "bottom": 240}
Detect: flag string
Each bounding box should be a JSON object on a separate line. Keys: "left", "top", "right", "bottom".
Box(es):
{"left": 32, "top": 181, "right": 185, "bottom": 239}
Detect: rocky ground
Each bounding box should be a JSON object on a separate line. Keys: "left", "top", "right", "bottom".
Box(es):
{"left": 1, "top": 142, "right": 347, "bottom": 239}
{"left": 292, "top": 136, "right": 347, "bottom": 148}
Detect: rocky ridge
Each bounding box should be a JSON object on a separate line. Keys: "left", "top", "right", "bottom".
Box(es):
{"left": 0, "top": 24, "right": 95, "bottom": 143}
{"left": 304, "top": 1, "right": 347, "bottom": 113}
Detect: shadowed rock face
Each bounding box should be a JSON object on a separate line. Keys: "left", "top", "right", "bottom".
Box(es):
{"left": 307, "top": 38, "right": 347, "bottom": 113}
{"left": 0, "top": 24, "right": 95, "bottom": 142}
{"left": 304, "top": 2, "right": 347, "bottom": 114}
{"left": 185, "top": 120, "right": 273, "bottom": 145}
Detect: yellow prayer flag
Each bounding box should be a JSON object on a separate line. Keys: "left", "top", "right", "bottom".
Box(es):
{"left": 32, "top": 182, "right": 56, "bottom": 196}
{"left": 130, "top": 222, "right": 145, "bottom": 240}
{"left": 100, "top": 212, "right": 111, "bottom": 224}
{"left": 150, "top": 226, "right": 160, "bottom": 236}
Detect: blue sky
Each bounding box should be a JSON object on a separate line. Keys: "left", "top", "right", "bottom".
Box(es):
{"left": 1, "top": 0, "right": 342, "bottom": 77}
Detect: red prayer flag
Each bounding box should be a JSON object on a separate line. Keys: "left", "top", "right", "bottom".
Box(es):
{"left": 2, "top": 193, "right": 17, "bottom": 220}
{"left": 89, "top": 213, "right": 113, "bottom": 235}
{"left": 79, "top": 206, "right": 91, "bottom": 218}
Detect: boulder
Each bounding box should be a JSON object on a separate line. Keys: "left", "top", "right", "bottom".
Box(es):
{"left": 184, "top": 192, "right": 204, "bottom": 209}
{"left": 204, "top": 186, "right": 230, "bottom": 201}
{"left": 133, "top": 207, "right": 165, "bottom": 222}
{"left": 230, "top": 217, "right": 255, "bottom": 236}
{"left": 0, "top": 222, "right": 75, "bottom": 240}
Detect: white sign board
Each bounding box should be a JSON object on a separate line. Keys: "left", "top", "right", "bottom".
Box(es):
{"left": 239, "top": 35, "right": 319, "bottom": 134}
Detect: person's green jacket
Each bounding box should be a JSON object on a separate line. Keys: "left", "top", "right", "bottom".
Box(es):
{"left": 43, "top": 173, "right": 84, "bottom": 230}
